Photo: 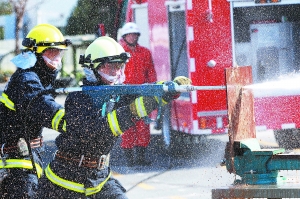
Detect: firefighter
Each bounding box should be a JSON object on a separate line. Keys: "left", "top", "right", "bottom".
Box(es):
{"left": 0, "top": 24, "right": 70, "bottom": 198}
{"left": 119, "top": 22, "right": 157, "bottom": 166}
{"left": 36, "top": 36, "right": 191, "bottom": 198}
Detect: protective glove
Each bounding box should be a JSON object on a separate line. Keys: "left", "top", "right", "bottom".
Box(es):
{"left": 129, "top": 96, "right": 158, "bottom": 118}
{"left": 161, "top": 76, "right": 192, "bottom": 102}
{"left": 173, "top": 76, "right": 192, "bottom": 86}
{"left": 129, "top": 76, "right": 192, "bottom": 118}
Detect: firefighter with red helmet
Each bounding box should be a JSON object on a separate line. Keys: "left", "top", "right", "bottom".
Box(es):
{"left": 0, "top": 24, "right": 70, "bottom": 198}
{"left": 119, "top": 22, "right": 157, "bottom": 166}
{"left": 36, "top": 36, "right": 191, "bottom": 198}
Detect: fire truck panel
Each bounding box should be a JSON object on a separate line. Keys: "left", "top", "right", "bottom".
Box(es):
{"left": 127, "top": 0, "right": 300, "bottom": 139}
{"left": 232, "top": 0, "right": 300, "bottom": 131}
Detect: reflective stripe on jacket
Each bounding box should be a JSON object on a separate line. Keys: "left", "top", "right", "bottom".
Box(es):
{"left": 45, "top": 164, "right": 111, "bottom": 196}
{"left": 1, "top": 92, "right": 65, "bottom": 132}
{"left": 0, "top": 66, "right": 65, "bottom": 143}
{"left": 107, "top": 110, "right": 123, "bottom": 136}
{"left": 0, "top": 92, "right": 15, "bottom": 111}
{"left": 0, "top": 159, "right": 43, "bottom": 178}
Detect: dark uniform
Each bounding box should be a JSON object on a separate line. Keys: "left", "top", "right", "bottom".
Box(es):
{"left": 37, "top": 78, "right": 136, "bottom": 199}
{"left": 0, "top": 56, "right": 65, "bottom": 198}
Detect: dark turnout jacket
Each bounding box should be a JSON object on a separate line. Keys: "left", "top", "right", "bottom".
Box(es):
{"left": 55, "top": 80, "right": 136, "bottom": 157}
{"left": 0, "top": 56, "right": 64, "bottom": 146}
{"left": 37, "top": 79, "right": 141, "bottom": 198}
{"left": 0, "top": 55, "right": 65, "bottom": 199}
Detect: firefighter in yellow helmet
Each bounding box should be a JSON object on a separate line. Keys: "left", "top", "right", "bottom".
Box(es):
{"left": 0, "top": 24, "right": 71, "bottom": 198}
{"left": 36, "top": 36, "right": 191, "bottom": 198}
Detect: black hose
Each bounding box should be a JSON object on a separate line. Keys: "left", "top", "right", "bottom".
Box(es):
{"left": 126, "top": 155, "right": 172, "bottom": 192}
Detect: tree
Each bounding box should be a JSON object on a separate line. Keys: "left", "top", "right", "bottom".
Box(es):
{"left": 0, "top": 1, "right": 12, "bottom": 40}
{"left": 0, "top": 1, "right": 12, "bottom": 15}
{"left": 10, "top": 0, "right": 28, "bottom": 54}
{"left": 2, "top": 0, "right": 28, "bottom": 54}
{"left": 65, "top": 0, "right": 122, "bottom": 40}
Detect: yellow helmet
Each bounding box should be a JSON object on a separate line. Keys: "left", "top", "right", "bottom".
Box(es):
{"left": 22, "top": 23, "right": 71, "bottom": 53}
{"left": 79, "top": 36, "right": 130, "bottom": 68}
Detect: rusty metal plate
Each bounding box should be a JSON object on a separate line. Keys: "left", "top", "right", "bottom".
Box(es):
{"left": 225, "top": 66, "right": 255, "bottom": 174}
{"left": 226, "top": 66, "right": 255, "bottom": 142}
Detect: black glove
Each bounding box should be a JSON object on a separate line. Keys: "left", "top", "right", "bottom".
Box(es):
{"left": 129, "top": 96, "right": 157, "bottom": 118}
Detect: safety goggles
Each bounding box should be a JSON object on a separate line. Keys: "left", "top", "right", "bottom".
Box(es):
{"left": 93, "top": 52, "right": 131, "bottom": 64}
{"left": 22, "top": 38, "right": 72, "bottom": 49}
{"left": 36, "top": 39, "right": 72, "bottom": 47}
{"left": 43, "top": 48, "right": 65, "bottom": 59}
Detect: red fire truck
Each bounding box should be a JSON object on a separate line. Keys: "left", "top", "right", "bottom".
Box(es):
{"left": 117, "top": 0, "right": 300, "bottom": 150}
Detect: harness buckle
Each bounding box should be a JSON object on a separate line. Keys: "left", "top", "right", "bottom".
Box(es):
{"left": 78, "top": 155, "right": 84, "bottom": 167}
{"left": 1, "top": 144, "right": 7, "bottom": 166}
{"left": 74, "top": 153, "right": 108, "bottom": 169}
{"left": 17, "top": 138, "right": 29, "bottom": 157}
{"left": 97, "top": 155, "right": 107, "bottom": 170}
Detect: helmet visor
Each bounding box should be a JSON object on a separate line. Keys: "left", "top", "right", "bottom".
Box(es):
{"left": 36, "top": 39, "right": 72, "bottom": 48}
{"left": 93, "top": 52, "right": 130, "bottom": 64}
{"left": 35, "top": 39, "right": 71, "bottom": 53}
{"left": 42, "top": 48, "right": 65, "bottom": 70}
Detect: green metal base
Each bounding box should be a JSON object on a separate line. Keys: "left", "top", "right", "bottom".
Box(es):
{"left": 240, "top": 172, "right": 286, "bottom": 185}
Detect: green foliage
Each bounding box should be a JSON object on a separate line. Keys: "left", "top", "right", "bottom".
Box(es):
{"left": 65, "top": 0, "right": 119, "bottom": 38}
{"left": 0, "top": 26, "right": 4, "bottom": 40}
{"left": 0, "top": 70, "right": 13, "bottom": 83}
{"left": 0, "top": 1, "right": 12, "bottom": 15}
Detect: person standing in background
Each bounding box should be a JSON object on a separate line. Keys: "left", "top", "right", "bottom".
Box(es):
{"left": 119, "top": 22, "right": 157, "bottom": 166}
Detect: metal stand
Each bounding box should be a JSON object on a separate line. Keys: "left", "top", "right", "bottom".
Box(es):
{"left": 213, "top": 66, "right": 300, "bottom": 199}
{"left": 212, "top": 182, "right": 300, "bottom": 199}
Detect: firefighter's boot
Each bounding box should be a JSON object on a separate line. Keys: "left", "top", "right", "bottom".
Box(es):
{"left": 123, "top": 149, "right": 135, "bottom": 167}
{"left": 136, "top": 146, "right": 151, "bottom": 166}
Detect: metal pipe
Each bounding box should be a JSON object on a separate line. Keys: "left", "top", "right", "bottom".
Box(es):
{"left": 55, "top": 84, "right": 226, "bottom": 95}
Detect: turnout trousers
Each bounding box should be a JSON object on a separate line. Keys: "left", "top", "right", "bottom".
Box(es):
{"left": 0, "top": 147, "right": 44, "bottom": 199}
{"left": 36, "top": 159, "right": 128, "bottom": 199}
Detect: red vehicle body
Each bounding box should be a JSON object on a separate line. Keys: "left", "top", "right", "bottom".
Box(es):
{"left": 120, "top": 0, "right": 300, "bottom": 148}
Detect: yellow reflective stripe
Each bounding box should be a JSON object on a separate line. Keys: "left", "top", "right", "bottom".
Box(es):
{"left": 0, "top": 92, "right": 15, "bottom": 111}
{"left": 45, "top": 164, "right": 85, "bottom": 193}
{"left": 107, "top": 110, "right": 122, "bottom": 137}
{"left": 154, "top": 96, "right": 168, "bottom": 106}
{"left": 62, "top": 120, "right": 66, "bottom": 132}
{"left": 85, "top": 171, "right": 111, "bottom": 195}
{"left": 154, "top": 82, "right": 168, "bottom": 105}
{"left": 135, "top": 97, "right": 147, "bottom": 117}
{"left": 0, "top": 159, "right": 43, "bottom": 178}
{"left": 52, "top": 109, "right": 65, "bottom": 131}
{"left": 45, "top": 165, "right": 111, "bottom": 196}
